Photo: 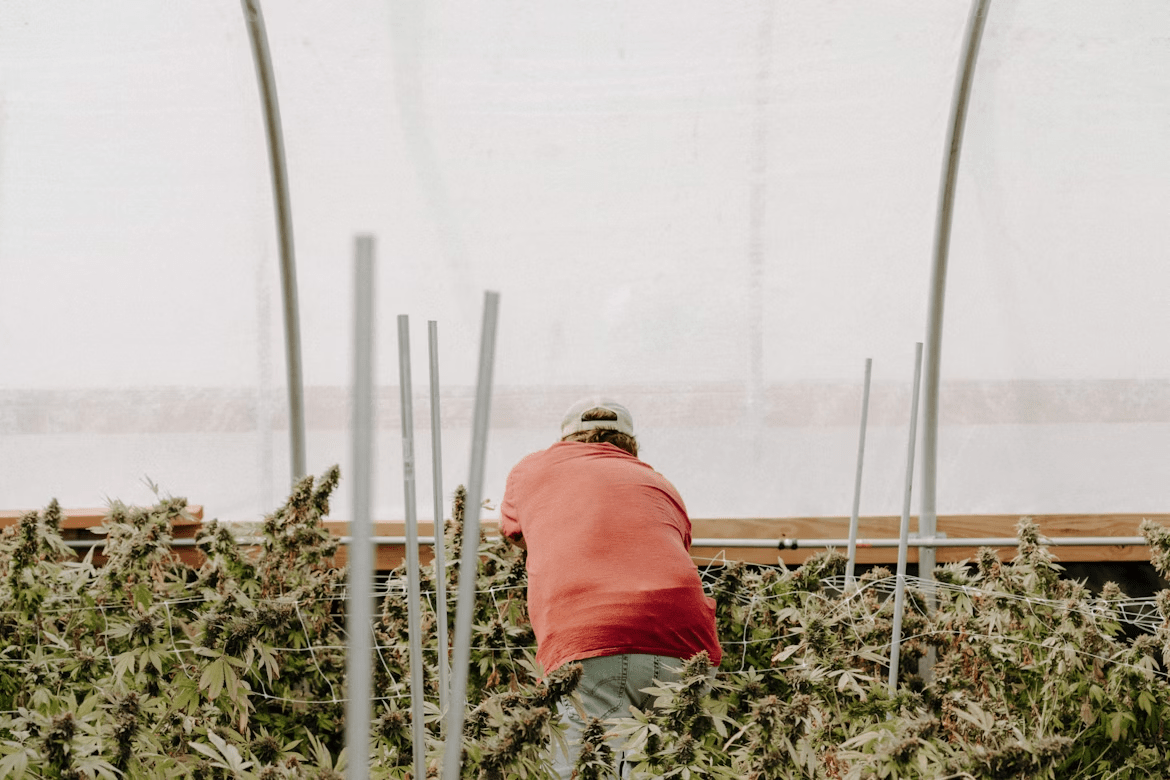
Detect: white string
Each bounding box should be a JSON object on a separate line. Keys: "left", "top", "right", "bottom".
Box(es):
{"left": 489, "top": 585, "right": 520, "bottom": 674}
{"left": 163, "top": 600, "right": 194, "bottom": 680}
{"left": 737, "top": 592, "right": 762, "bottom": 673}
{"left": 98, "top": 604, "right": 119, "bottom": 680}
{"left": 293, "top": 599, "right": 338, "bottom": 702}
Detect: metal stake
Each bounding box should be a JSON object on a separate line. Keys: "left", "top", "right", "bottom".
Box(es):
{"left": 442, "top": 292, "right": 500, "bottom": 780}
{"left": 428, "top": 321, "right": 451, "bottom": 720}
{"left": 888, "top": 343, "right": 924, "bottom": 696}
{"left": 397, "top": 316, "right": 427, "bottom": 780}
{"left": 845, "top": 358, "right": 873, "bottom": 587}
{"left": 345, "top": 237, "right": 375, "bottom": 780}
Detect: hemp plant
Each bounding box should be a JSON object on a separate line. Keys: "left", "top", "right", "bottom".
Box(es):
{"left": 6, "top": 477, "right": 1170, "bottom": 779}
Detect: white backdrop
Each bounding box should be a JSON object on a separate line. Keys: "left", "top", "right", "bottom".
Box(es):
{"left": 1, "top": 1, "right": 1167, "bottom": 525}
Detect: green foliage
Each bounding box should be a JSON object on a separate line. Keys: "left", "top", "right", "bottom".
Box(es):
{"left": 0, "top": 474, "right": 564, "bottom": 779}
{"left": 3, "top": 484, "right": 1170, "bottom": 779}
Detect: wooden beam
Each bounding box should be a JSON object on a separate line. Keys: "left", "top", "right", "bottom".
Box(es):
{"left": 0, "top": 505, "right": 205, "bottom": 567}
{"left": 4, "top": 509, "right": 1164, "bottom": 571}
{"left": 688, "top": 514, "right": 1167, "bottom": 567}
{"left": 325, "top": 522, "right": 442, "bottom": 571}
{"left": 323, "top": 514, "right": 1169, "bottom": 570}
{"left": 0, "top": 505, "right": 203, "bottom": 530}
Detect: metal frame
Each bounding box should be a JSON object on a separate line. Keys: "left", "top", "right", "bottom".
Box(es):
{"left": 241, "top": 0, "right": 307, "bottom": 483}
{"left": 919, "top": 0, "right": 994, "bottom": 581}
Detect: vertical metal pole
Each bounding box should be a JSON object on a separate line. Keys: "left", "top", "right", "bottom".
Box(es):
{"left": 428, "top": 321, "right": 451, "bottom": 719}
{"left": 345, "top": 237, "right": 376, "bottom": 780}
{"left": 920, "top": 0, "right": 993, "bottom": 584}
{"left": 397, "top": 316, "right": 427, "bottom": 780}
{"left": 442, "top": 292, "right": 500, "bottom": 780}
{"left": 888, "top": 343, "right": 924, "bottom": 696}
{"left": 746, "top": 0, "right": 777, "bottom": 461}
{"left": 845, "top": 358, "right": 873, "bottom": 588}
{"left": 254, "top": 242, "right": 276, "bottom": 510}
{"left": 241, "top": 0, "right": 306, "bottom": 482}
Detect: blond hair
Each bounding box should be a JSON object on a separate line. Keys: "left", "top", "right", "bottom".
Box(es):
{"left": 560, "top": 408, "right": 638, "bottom": 457}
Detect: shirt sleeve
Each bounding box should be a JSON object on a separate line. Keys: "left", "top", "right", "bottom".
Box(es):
{"left": 499, "top": 468, "right": 523, "bottom": 541}
{"left": 659, "top": 473, "right": 691, "bottom": 550}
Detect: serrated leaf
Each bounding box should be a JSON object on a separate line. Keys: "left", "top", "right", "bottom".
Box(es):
{"left": 222, "top": 660, "right": 240, "bottom": 704}
{"left": 200, "top": 657, "right": 226, "bottom": 701}
{"left": 172, "top": 673, "right": 200, "bottom": 713}
{"left": 207, "top": 730, "right": 251, "bottom": 773}
{"left": 188, "top": 741, "right": 222, "bottom": 762}
{"left": 773, "top": 644, "right": 801, "bottom": 663}
{"left": 77, "top": 691, "right": 101, "bottom": 717}
{"left": 0, "top": 747, "right": 31, "bottom": 780}
{"left": 112, "top": 650, "right": 137, "bottom": 683}
{"left": 952, "top": 704, "right": 993, "bottom": 733}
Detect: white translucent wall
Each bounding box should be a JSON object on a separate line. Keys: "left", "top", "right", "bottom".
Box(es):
{"left": 1, "top": 1, "right": 1167, "bottom": 526}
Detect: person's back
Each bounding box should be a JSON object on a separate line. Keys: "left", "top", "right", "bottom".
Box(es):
{"left": 502, "top": 439, "right": 721, "bottom": 673}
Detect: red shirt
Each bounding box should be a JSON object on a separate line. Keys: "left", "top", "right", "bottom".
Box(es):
{"left": 500, "top": 441, "right": 722, "bottom": 673}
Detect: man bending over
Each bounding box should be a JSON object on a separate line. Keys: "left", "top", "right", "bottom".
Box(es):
{"left": 500, "top": 397, "right": 721, "bottom": 776}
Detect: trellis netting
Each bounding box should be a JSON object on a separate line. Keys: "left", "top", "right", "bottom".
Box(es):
{"left": 0, "top": 1, "right": 1166, "bottom": 526}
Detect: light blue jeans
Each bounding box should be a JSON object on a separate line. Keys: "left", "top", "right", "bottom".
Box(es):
{"left": 551, "top": 653, "right": 685, "bottom": 780}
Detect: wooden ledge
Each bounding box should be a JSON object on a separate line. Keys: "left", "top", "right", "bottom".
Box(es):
{"left": 689, "top": 514, "right": 1168, "bottom": 566}
{"left": 323, "top": 514, "right": 1169, "bottom": 569}
{"left": 3, "top": 510, "right": 1164, "bottom": 571}
{"left": 0, "top": 505, "right": 205, "bottom": 566}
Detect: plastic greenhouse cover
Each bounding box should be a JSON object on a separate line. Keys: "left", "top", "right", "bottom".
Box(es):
{"left": 0, "top": 1, "right": 1167, "bottom": 527}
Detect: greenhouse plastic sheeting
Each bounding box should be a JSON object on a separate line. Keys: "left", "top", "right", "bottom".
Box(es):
{"left": 1, "top": 2, "right": 1167, "bottom": 525}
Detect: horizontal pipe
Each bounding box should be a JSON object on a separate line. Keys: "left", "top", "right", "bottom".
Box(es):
{"left": 692, "top": 537, "right": 1150, "bottom": 549}
{"left": 63, "top": 535, "right": 1150, "bottom": 550}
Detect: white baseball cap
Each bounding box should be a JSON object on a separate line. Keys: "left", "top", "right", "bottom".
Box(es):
{"left": 560, "top": 397, "right": 635, "bottom": 438}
